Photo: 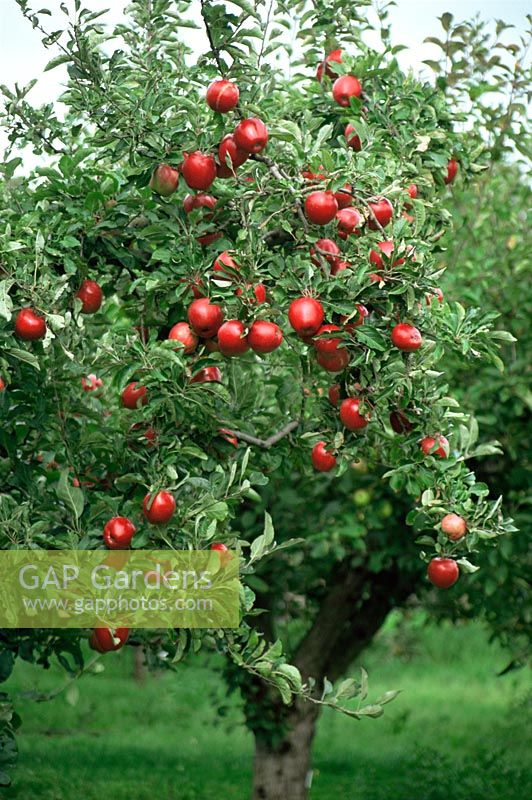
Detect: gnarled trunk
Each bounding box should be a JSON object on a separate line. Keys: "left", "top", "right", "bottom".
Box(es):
{"left": 252, "top": 701, "right": 319, "bottom": 800}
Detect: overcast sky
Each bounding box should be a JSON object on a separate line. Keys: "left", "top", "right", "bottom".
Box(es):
{"left": 0, "top": 0, "right": 529, "bottom": 165}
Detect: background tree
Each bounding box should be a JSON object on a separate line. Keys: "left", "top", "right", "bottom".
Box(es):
{"left": 0, "top": 1, "right": 527, "bottom": 798}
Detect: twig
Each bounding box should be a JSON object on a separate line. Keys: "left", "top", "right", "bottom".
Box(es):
{"left": 200, "top": 0, "right": 226, "bottom": 76}
{"left": 221, "top": 420, "right": 299, "bottom": 449}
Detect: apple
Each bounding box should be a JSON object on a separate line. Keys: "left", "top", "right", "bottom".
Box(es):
{"left": 196, "top": 231, "right": 222, "bottom": 247}
{"left": 340, "top": 397, "right": 370, "bottom": 430}
{"left": 367, "top": 197, "right": 393, "bottom": 229}
{"left": 288, "top": 297, "right": 324, "bottom": 336}
{"left": 183, "top": 193, "right": 217, "bottom": 213}
{"left": 76, "top": 279, "right": 103, "bottom": 314}
{"left": 143, "top": 490, "right": 176, "bottom": 524}
{"left": 336, "top": 207, "right": 363, "bottom": 235}
{"left": 188, "top": 298, "right": 224, "bottom": 338}
{"left": 121, "top": 382, "right": 148, "bottom": 409}
{"left": 213, "top": 251, "right": 239, "bottom": 280}
{"left": 420, "top": 434, "right": 449, "bottom": 458}
{"left": 168, "top": 322, "right": 198, "bottom": 354}
{"left": 389, "top": 410, "right": 413, "bottom": 434}
{"left": 311, "top": 238, "right": 341, "bottom": 266}
{"left": 217, "top": 320, "right": 249, "bottom": 356}
{"left": 332, "top": 75, "right": 362, "bottom": 106}
{"left": 15, "top": 308, "right": 47, "bottom": 340}
{"left": 425, "top": 288, "right": 444, "bottom": 305}
{"left": 218, "top": 427, "right": 239, "bottom": 447}
{"left": 334, "top": 184, "right": 353, "bottom": 209}
{"left": 305, "top": 191, "right": 338, "bottom": 225}
{"left": 445, "top": 158, "right": 459, "bottom": 185}
{"left": 233, "top": 117, "right": 268, "bottom": 154}
{"left": 342, "top": 304, "right": 368, "bottom": 331}
{"left": 313, "top": 324, "right": 342, "bottom": 354}
{"left": 81, "top": 373, "right": 103, "bottom": 392}
{"left": 316, "top": 348, "right": 350, "bottom": 372}
{"left": 331, "top": 259, "right": 351, "bottom": 276}
{"left": 0, "top": 378, "right": 5, "bottom": 392}
{"left": 247, "top": 320, "right": 283, "bottom": 354}
{"left": 206, "top": 79, "right": 239, "bottom": 112}
{"left": 218, "top": 134, "right": 249, "bottom": 170}
{"left": 103, "top": 516, "right": 136, "bottom": 549}
{"left": 311, "top": 441, "right": 337, "bottom": 471}
{"left": 328, "top": 384, "right": 341, "bottom": 406}
{"left": 427, "top": 557, "right": 459, "bottom": 589}
{"left": 90, "top": 627, "right": 129, "bottom": 653}
{"left": 182, "top": 151, "right": 217, "bottom": 190}
{"left": 369, "top": 240, "right": 400, "bottom": 269}
{"left": 391, "top": 323, "right": 422, "bottom": 352}
{"left": 190, "top": 366, "right": 222, "bottom": 384}
{"left": 235, "top": 283, "right": 267, "bottom": 304}
{"left": 316, "top": 48, "right": 342, "bottom": 82}
{"left": 149, "top": 164, "right": 179, "bottom": 196}
{"left": 301, "top": 165, "right": 327, "bottom": 182}
{"left": 441, "top": 513, "right": 467, "bottom": 541}
{"left": 345, "top": 123, "right": 361, "bottom": 151}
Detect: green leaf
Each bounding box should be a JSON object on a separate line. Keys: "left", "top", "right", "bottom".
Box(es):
{"left": 56, "top": 470, "right": 84, "bottom": 521}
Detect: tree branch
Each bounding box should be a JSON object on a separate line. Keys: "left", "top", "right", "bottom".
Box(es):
{"left": 221, "top": 420, "right": 299, "bottom": 449}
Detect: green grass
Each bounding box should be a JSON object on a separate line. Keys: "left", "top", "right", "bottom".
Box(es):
{"left": 4, "top": 619, "right": 531, "bottom": 799}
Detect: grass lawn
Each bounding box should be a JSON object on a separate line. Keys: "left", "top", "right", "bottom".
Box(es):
{"left": 5, "top": 618, "right": 531, "bottom": 799}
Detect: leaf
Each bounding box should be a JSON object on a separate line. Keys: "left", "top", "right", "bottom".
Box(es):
{"left": 8, "top": 348, "right": 40, "bottom": 371}
{"left": 249, "top": 512, "right": 275, "bottom": 562}
{"left": 440, "top": 12, "right": 453, "bottom": 31}
{"left": 44, "top": 54, "right": 70, "bottom": 72}
{"left": 0, "top": 281, "right": 13, "bottom": 321}
{"left": 0, "top": 653, "right": 14, "bottom": 684}
{"left": 56, "top": 469, "right": 84, "bottom": 521}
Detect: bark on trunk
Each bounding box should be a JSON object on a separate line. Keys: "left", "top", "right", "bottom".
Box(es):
{"left": 251, "top": 701, "right": 320, "bottom": 800}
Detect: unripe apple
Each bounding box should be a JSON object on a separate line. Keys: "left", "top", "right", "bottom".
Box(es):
{"left": 206, "top": 79, "right": 239, "bottom": 113}
{"left": 367, "top": 197, "right": 393, "bottom": 229}
{"left": 340, "top": 397, "right": 370, "bottom": 430}
{"left": 345, "top": 123, "right": 361, "bottom": 151}
{"left": 233, "top": 117, "right": 268, "bottom": 154}
{"left": 305, "top": 191, "right": 338, "bottom": 225}
{"left": 168, "top": 322, "right": 198, "bottom": 354}
{"left": 332, "top": 75, "right": 362, "bottom": 106}
{"left": 441, "top": 513, "right": 467, "bottom": 541}
{"left": 182, "top": 151, "right": 217, "bottom": 190}
{"left": 391, "top": 323, "right": 422, "bottom": 352}
{"left": 149, "top": 164, "right": 180, "bottom": 196}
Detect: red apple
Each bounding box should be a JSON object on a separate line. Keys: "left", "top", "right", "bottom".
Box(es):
{"left": 425, "top": 288, "right": 444, "bottom": 305}
{"left": 367, "top": 198, "right": 393, "bottom": 229}
{"left": 389, "top": 410, "right": 413, "bottom": 434}
{"left": 143, "top": 491, "right": 176, "bottom": 524}
{"left": 313, "top": 324, "right": 342, "bottom": 354}
{"left": 121, "top": 382, "right": 148, "bottom": 409}
{"left": 15, "top": 308, "right": 47, "bottom": 340}
{"left": 311, "top": 441, "right": 337, "bottom": 472}
{"left": 311, "top": 238, "right": 341, "bottom": 266}
{"left": 206, "top": 79, "right": 239, "bottom": 113}
{"left": 76, "top": 279, "right": 103, "bottom": 314}
{"left": 182, "top": 151, "right": 217, "bottom": 190}
{"left": 218, "top": 320, "right": 249, "bottom": 356}
{"left": 288, "top": 297, "right": 324, "bottom": 336}
{"left": 316, "top": 48, "right": 342, "bottom": 82}
{"left": 336, "top": 207, "right": 363, "bottom": 235}
{"left": 233, "top": 117, "right": 268, "bottom": 154}
{"left": 103, "top": 517, "right": 136, "bottom": 549}
{"left": 168, "top": 322, "right": 198, "bottom": 354}
{"left": 391, "top": 323, "right": 422, "bottom": 352}
{"left": 188, "top": 298, "right": 224, "bottom": 338}
{"left": 427, "top": 558, "right": 459, "bottom": 589}
{"left": 345, "top": 123, "right": 361, "bottom": 151}
{"left": 183, "top": 193, "right": 217, "bottom": 213}
{"left": 150, "top": 164, "right": 179, "bottom": 196}
{"left": 441, "top": 513, "right": 467, "bottom": 541}
{"left": 218, "top": 134, "right": 249, "bottom": 170}
{"left": 334, "top": 184, "right": 353, "bottom": 209}
{"left": 445, "top": 158, "right": 459, "bottom": 185}
{"left": 190, "top": 366, "right": 222, "bottom": 384}
{"left": 339, "top": 397, "right": 370, "bottom": 430}
{"left": 90, "top": 627, "right": 129, "bottom": 653}
{"left": 332, "top": 75, "right": 362, "bottom": 106}
{"left": 247, "top": 320, "right": 283, "bottom": 354}
{"left": 305, "top": 191, "right": 338, "bottom": 225}
{"left": 316, "top": 348, "right": 350, "bottom": 372}
{"left": 420, "top": 434, "right": 449, "bottom": 458}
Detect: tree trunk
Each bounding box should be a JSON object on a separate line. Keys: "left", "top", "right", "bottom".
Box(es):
{"left": 251, "top": 701, "right": 320, "bottom": 800}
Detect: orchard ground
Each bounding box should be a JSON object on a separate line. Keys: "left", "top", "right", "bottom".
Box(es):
{"left": 7, "top": 618, "right": 531, "bottom": 800}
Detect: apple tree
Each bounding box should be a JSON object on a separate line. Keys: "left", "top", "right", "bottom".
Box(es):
{"left": 0, "top": 1, "right": 525, "bottom": 796}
